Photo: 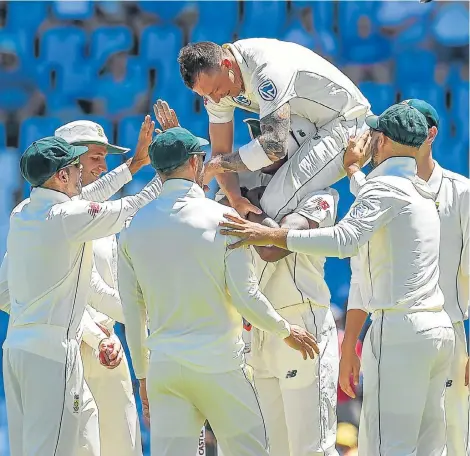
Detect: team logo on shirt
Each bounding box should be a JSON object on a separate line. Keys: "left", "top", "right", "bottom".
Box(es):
{"left": 349, "top": 199, "right": 376, "bottom": 219}
{"left": 73, "top": 393, "right": 80, "bottom": 413}
{"left": 286, "top": 370, "right": 297, "bottom": 378}
{"left": 88, "top": 202, "right": 102, "bottom": 218}
{"left": 232, "top": 94, "right": 251, "bottom": 107}
{"left": 258, "top": 80, "right": 277, "bottom": 101}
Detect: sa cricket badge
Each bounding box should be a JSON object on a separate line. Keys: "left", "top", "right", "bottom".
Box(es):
{"left": 232, "top": 94, "right": 251, "bottom": 107}
{"left": 258, "top": 80, "right": 277, "bottom": 101}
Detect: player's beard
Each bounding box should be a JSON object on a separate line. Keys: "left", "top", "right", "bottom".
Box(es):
{"left": 370, "top": 135, "right": 380, "bottom": 169}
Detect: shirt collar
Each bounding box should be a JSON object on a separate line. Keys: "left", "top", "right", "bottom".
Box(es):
{"left": 426, "top": 160, "right": 443, "bottom": 194}
{"left": 160, "top": 179, "right": 205, "bottom": 199}
{"left": 223, "top": 42, "right": 252, "bottom": 95}
{"left": 30, "top": 187, "right": 71, "bottom": 204}
{"left": 367, "top": 156, "right": 417, "bottom": 181}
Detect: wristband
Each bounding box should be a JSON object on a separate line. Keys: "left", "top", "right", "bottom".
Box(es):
{"left": 239, "top": 138, "right": 273, "bottom": 171}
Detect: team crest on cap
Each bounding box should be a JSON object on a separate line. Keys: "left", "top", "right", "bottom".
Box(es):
{"left": 258, "top": 80, "right": 277, "bottom": 101}
{"left": 232, "top": 94, "right": 251, "bottom": 107}
{"left": 95, "top": 125, "right": 105, "bottom": 137}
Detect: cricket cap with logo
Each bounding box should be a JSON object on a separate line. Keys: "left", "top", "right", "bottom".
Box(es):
{"left": 401, "top": 99, "right": 440, "bottom": 129}
{"left": 149, "top": 127, "right": 209, "bottom": 172}
{"left": 365, "top": 103, "right": 429, "bottom": 148}
{"left": 20, "top": 136, "right": 88, "bottom": 187}
{"left": 55, "top": 120, "right": 130, "bottom": 154}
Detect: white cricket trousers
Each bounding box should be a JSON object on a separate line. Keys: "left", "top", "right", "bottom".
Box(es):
{"left": 147, "top": 358, "right": 269, "bottom": 456}
{"left": 3, "top": 340, "right": 86, "bottom": 456}
{"left": 260, "top": 113, "right": 370, "bottom": 222}
{"left": 358, "top": 309, "right": 455, "bottom": 456}
{"left": 444, "top": 321, "right": 469, "bottom": 456}
{"left": 81, "top": 340, "right": 142, "bottom": 456}
{"left": 249, "top": 304, "right": 339, "bottom": 456}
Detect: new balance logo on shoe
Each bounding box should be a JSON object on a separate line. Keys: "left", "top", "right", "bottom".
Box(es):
{"left": 286, "top": 370, "right": 297, "bottom": 379}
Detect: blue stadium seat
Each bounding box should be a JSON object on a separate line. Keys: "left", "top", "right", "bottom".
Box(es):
{"left": 5, "top": 1, "right": 48, "bottom": 33}
{"left": 19, "top": 117, "right": 61, "bottom": 153}
{"left": 291, "top": 1, "right": 334, "bottom": 34}
{"left": 40, "top": 27, "right": 87, "bottom": 69}
{"left": 358, "top": 82, "right": 395, "bottom": 115}
{"left": 117, "top": 116, "right": 145, "bottom": 151}
{"left": 137, "top": 1, "right": 192, "bottom": 21}
{"left": 90, "top": 26, "right": 133, "bottom": 70}
{"left": 45, "top": 96, "right": 84, "bottom": 124}
{"left": 140, "top": 25, "right": 183, "bottom": 73}
{"left": 52, "top": 1, "right": 94, "bottom": 21}
{"left": 452, "top": 83, "right": 469, "bottom": 121}
{"left": 191, "top": 2, "right": 239, "bottom": 43}
{"left": 338, "top": 1, "right": 378, "bottom": 40}
{"left": 395, "top": 50, "right": 436, "bottom": 85}
{"left": 238, "top": 1, "right": 287, "bottom": 39}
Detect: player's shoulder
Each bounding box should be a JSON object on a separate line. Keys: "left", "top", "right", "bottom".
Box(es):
{"left": 11, "top": 198, "right": 30, "bottom": 216}
{"left": 441, "top": 166, "right": 470, "bottom": 191}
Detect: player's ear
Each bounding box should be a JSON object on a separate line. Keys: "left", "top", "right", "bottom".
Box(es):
{"left": 57, "top": 168, "right": 69, "bottom": 184}
{"left": 427, "top": 126, "right": 438, "bottom": 145}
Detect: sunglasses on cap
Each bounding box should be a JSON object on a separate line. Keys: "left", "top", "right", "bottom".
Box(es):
{"left": 59, "top": 156, "right": 81, "bottom": 171}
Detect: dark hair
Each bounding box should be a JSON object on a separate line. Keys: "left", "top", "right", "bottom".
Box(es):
{"left": 178, "top": 42, "right": 223, "bottom": 89}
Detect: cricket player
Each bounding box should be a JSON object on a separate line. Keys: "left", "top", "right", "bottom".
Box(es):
{"left": 3, "top": 136, "right": 161, "bottom": 456}
{"left": 178, "top": 38, "right": 371, "bottom": 220}
{"left": 55, "top": 118, "right": 157, "bottom": 456}
{"left": 219, "top": 104, "right": 456, "bottom": 456}
{"left": 118, "top": 127, "right": 320, "bottom": 456}
{"left": 348, "top": 99, "right": 470, "bottom": 455}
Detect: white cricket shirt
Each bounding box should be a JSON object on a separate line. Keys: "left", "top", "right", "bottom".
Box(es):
{"left": 255, "top": 189, "right": 339, "bottom": 309}
{"left": 287, "top": 157, "right": 444, "bottom": 314}
{"left": 205, "top": 38, "right": 370, "bottom": 130}
{"left": 350, "top": 161, "right": 469, "bottom": 323}
{"left": 118, "top": 179, "right": 290, "bottom": 379}
{"left": 4, "top": 175, "right": 162, "bottom": 363}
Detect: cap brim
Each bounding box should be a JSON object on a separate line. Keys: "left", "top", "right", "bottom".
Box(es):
{"left": 365, "top": 115, "right": 380, "bottom": 130}
{"left": 196, "top": 137, "right": 209, "bottom": 147}
{"left": 107, "top": 144, "right": 131, "bottom": 154}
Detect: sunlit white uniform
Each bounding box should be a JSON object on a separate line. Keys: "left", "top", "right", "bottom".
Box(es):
{"left": 251, "top": 188, "right": 340, "bottom": 456}
{"left": 285, "top": 157, "right": 455, "bottom": 456}
{"left": 205, "top": 38, "right": 371, "bottom": 222}
{"left": 349, "top": 160, "right": 470, "bottom": 455}
{"left": 118, "top": 179, "right": 293, "bottom": 456}
{"left": 2, "top": 173, "right": 161, "bottom": 456}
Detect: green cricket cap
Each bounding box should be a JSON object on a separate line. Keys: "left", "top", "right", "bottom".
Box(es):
{"left": 149, "top": 127, "right": 209, "bottom": 172}
{"left": 20, "top": 136, "right": 88, "bottom": 187}
{"left": 401, "top": 99, "right": 440, "bottom": 128}
{"left": 366, "top": 103, "right": 429, "bottom": 148}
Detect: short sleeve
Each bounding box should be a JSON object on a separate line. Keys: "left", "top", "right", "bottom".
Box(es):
{"left": 204, "top": 96, "right": 235, "bottom": 124}
{"left": 295, "top": 189, "right": 339, "bottom": 228}
{"left": 252, "top": 63, "right": 296, "bottom": 119}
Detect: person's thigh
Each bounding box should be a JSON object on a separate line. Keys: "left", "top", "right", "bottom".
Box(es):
{"left": 260, "top": 116, "right": 367, "bottom": 222}
{"left": 85, "top": 351, "right": 142, "bottom": 456}
{"left": 253, "top": 376, "right": 290, "bottom": 456}
{"left": 148, "top": 361, "right": 204, "bottom": 456}
{"left": 360, "top": 315, "right": 446, "bottom": 456}
{"left": 443, "top": 322, "right": 469, "bottom": 456}
{"left": 191, "top": 367, "right": 269, "bottom": 456}
{"left": 418, "top": 325, "right": 459, "bottom": 456}
{"left": 10, "top": 344, "right": 84, "bottom": 456}
{"left": 278, "top": 307, "right": 339, "bottom": 456}
{"left": 3, "top": 348, "right": 24, "bottom": 456}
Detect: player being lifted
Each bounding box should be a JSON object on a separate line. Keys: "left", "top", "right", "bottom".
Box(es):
{"left": 178, "top": 38, "right": 371, "bottom": 221}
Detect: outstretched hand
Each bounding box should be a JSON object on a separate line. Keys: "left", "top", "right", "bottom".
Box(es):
{"left": 154, "top": 99, "right": 180, "bottom": 133}
{"left": 219, "top": 213, "right": 287, "bottom": 249}
{"left": 344, "top": 130, "right": 372, "bottom": 169}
